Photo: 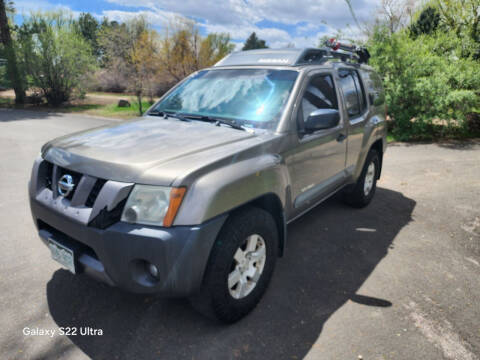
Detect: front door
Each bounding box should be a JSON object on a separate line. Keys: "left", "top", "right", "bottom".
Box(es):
{"left": 290, "top": 72, "right": 347, "bottom": 211}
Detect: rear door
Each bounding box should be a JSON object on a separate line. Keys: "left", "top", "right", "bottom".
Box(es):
{"left": 289, "top": 71, "right": 347, "bottom": 211}
{"left": 337, "top": 68, "right": 369, "bottom": 174}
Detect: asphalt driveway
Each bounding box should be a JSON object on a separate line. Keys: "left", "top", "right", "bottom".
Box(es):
{"left": 0, "top": 109, "right": 479, "bottom": 360}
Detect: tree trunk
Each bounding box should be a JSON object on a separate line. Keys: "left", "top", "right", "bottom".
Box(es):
{"left": 0, "top": 0, "right": 25, "bottom": 104}
{"left": 137, "top": 92, "right": 143, "bottom": 115}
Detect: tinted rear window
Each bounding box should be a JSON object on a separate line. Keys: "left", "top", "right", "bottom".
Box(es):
{"left": 360, "top": 70, "right": 385, "bottom": 106}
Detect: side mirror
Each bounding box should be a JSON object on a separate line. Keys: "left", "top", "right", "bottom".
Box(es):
{"left": 304, "top": 109, "right": 340, "bottom": 133}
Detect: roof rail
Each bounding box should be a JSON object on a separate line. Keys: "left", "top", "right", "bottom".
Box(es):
{"left": 213, "top": 42, "right": 370, "bottom": 68}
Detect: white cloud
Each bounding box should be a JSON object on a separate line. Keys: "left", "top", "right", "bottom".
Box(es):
{"left": 14, "top": 0, "right": 83, "bottom": 17}
{"left": 16, "top": 0, "right": 381, "bottom": 48}
{"left": 105, "top": 0, "right": 380, "bottom": 27}
{"left": 106, "top": 0, "right": 260, "bottom": 26}
{"left": 102, "top": 0, "right": 381, "bottom": 46}
{"left": 296, "top": 22, "right": 322, "bottom": 35}
{"left": 203, "top": 23, "right": 291, "bottom": 43}
{"left": 101, "top": 9, "right": 176, "bottom": 25}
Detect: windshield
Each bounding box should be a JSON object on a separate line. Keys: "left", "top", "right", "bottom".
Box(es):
{"left": 152, "top": 69, "right": 299, "bottom": 130}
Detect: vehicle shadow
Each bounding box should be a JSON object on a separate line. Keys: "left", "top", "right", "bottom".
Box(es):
{"left": 46, "top": 187, "right": 415, "bottom": 359}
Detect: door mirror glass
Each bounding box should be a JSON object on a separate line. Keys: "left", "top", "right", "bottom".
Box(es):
{"left": 305, "top": 109, "right": 340, "bottom": 132}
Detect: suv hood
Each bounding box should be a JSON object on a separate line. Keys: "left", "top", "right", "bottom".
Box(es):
{"left": 43, "top": 116, "right": 272, "bottom": 185}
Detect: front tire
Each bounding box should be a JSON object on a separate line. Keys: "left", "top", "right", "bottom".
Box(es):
{"left": 191, "top": 206, "right": 278, "bottom": 323}
{"left": 343, "top": 149, "right": 380, "bottom": 208}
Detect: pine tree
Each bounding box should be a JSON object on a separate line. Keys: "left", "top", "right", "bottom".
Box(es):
{"left": 0, "top": 0, "right": 25, "bottom": 103}
{"left": 410, "top": 7, "right": 440, "bottom": 38}
{"left": 242, "top": 32, "right": 268, "bottom": 50}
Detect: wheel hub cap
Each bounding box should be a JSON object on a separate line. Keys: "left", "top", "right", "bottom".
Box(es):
{"left": 228, "top": 234, "right": 266, "bottom": 299}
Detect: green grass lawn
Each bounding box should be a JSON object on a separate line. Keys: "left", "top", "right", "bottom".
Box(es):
{"left": 0, "top": 97, "right": 14, "bottom": 106}
{"left": 0, "top": 95, "right": 153, "bottom": 119}
{"left": 91, "top": 101, "right": 153, "bottom": 118}
{"left": 61, "top": 101, "right": 153, "bottom": 118}
{"left": 87, "top": 91, "right": 127, "bottom": 97}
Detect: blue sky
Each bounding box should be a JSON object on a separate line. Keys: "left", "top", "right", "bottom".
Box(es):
{"left": 12, "top": 0, "right": 380, "bottom": 48}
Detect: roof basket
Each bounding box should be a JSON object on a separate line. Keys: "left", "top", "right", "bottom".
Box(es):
{"left": 323, "top": 38, "right": 370, "bottom": 64}
{"left": 293, "top": 41, "right": 370, "bottom": 65}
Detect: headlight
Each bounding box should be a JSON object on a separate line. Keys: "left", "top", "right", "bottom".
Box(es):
{"left": 121, "top": 185, "right": 186, "bottom": 227}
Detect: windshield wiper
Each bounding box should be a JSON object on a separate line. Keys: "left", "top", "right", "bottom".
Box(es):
{"left": 148, "top": 111, "right": 250, "bottom": 131}
{"left": 179, "top": 114, "right": 247, "bottom": 131}
{"left": 147, "top": 110, "right": 190, "bottom": 122}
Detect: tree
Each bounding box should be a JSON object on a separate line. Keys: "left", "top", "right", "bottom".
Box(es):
{"left": 97, "top": 15, "right": 235, "bottom": 95}
{"left": 435, "top": 0, "right": 480, "bottom": 39}
{"left": 434, "top": 0, "right": 480, "bottom": 57}
{"left": 97, "top": 17, "right": 148, "bottom": 92}
{"left": 129, "top": 29, "right": 159, "bottom": 114}
{"left": 159, "top": 17, "right": 200, "bottom": 81}
{"left": 198, "top": 33, "right": 235, "bottom": 67}
{"left": 17, "top": 11, "right": 96, "bottom": 106}
{"left": 0, "top": 0, "right": 25, "bottom": 103}
{"left": 367, "top": 20, "right": 480, "bottom": 140}
{"left": 159, "top": 17, "right": 234, "bottom": 81}
{"left": 378, "top": 0, "right": 416, "bottom": 34}
{"left": 98, "top": 21, "right": 129, "bottom": 68}
{"left": 410, "top": 6, "right": 440, "bottom": 37}
{"left": 76, "top": 12, "right": 100, "bottom": 56}
{"left": 242, "top": 32, "right": 268, "bottom": 50}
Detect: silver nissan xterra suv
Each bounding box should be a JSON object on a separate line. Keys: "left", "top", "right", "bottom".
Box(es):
{"left": 29, "top": 43, "right": 386, "bottom": 323}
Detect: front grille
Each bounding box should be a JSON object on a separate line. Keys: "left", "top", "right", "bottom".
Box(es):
{"left": 44, "top": 162, "right": 53, "bottom": 190}
{"left": 37, "top": 160, "right": 130, "bottom": 229}
{"left": 40, "top": 160, "right": 107, "bottom": 208}
{"left": 57, "top": 166, "right": 82, "bottom": 200}
{"left": 86, "top": 179, "right": 107, "bottom": 207}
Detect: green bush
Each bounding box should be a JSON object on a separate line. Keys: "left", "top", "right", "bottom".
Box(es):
{"left": 17, "top": 11, "right": 96, "bottom": 106}
{"left": 368, "top": 26, "right": 480, "bottom": 140}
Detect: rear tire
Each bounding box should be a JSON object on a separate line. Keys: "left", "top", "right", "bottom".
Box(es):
{"left": 343, "top": 149, "right": 380, "bottom": 208}
{"left": 190, "top": 206, "right": 278, "bottom": 323}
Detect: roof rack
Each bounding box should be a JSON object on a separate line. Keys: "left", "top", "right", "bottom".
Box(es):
{"left": 213, "top": 41, "right": 370, "bottom": 68}
{"left": 323, "top": 38, "right": 370, "bottom": 64}
{"left": 293, "top": 39, "right": 371, "bottom": 65}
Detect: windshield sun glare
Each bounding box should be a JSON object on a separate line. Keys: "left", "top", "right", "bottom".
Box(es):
{"left": 153, "top": 69, "right": 298, "bottom": 130}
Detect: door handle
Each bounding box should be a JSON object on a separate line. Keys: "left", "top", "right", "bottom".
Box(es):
{"left": 337, "top": 133, "right": 347, "bottom": 142}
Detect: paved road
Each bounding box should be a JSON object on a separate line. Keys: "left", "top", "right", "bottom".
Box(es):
{"left": 1, "top": 109, "right": 479, "bottom": 360}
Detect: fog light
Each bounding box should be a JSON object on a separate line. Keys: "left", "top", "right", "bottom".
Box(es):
{"left": 148, "top": 263, "right": 159, "bottom": 278}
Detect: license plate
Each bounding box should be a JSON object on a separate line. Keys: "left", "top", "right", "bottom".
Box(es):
{"left": 48, "top": 239, "right": 76, "bottom": 274}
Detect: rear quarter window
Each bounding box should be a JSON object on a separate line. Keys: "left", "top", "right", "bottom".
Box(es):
{"left": 338, "top": 69, "right": 366, "bottom": 118}
{"left": 361, "top": 70, "right": 385, "bottom": 107}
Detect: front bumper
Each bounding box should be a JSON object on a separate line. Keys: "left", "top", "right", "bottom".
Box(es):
{"left": 30, "top": 195, "right": 227, "bottom": 296}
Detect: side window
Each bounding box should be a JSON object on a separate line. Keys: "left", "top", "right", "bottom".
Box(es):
{"left": 361, "top": 70, "right": 385, "bottom": 106}
{"left": 338, "top": 69, "right": 366, "bottom": 119}
{"left": 352, "top": 71, "right": 366, "bottom": 112}
{"left": 297, "top": 74, "right": 338, "bottom": 131}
